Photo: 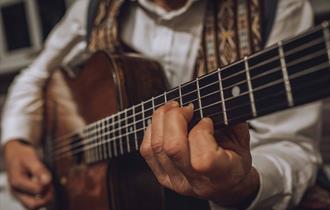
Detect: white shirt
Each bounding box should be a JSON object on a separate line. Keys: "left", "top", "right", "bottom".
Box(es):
{"left": 0, "top": 0, "right": 323, "bottom": 209}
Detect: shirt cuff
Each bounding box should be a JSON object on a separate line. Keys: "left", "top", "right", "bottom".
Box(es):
{"left": 1, "top": 116, "right": 42, "bottom": 147}
{"left": 246, "top": 153, "right": 286, "bottom": 210}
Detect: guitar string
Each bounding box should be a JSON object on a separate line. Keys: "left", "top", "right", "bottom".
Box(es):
{"left": 52, "top": 38, "right": 327, "bottom": 150}
{"left": 57, "top": 71, "right": 330, "bottom": 161}
{"left": 55, "top": 61, "right": 330, "bottom": 158}
{"left": 52, "top": 34, "right": 325, "bottom": 146}
{"left": 209, "top": 74, "right": 330, "bottom": 123}
{"left": 52, "top": 48, "right": 328, "bottom": 154}
{"left": 53, "top": 61, "right": 330, "bottom": 159}
{"left": 52, "top": 35, "right": 326, "bottom": 149}
{"left": 57, "top": 71, "right": 330, "bottom": 162}
{"left": 52, "top": 46, "right": 328, "bottom": 153}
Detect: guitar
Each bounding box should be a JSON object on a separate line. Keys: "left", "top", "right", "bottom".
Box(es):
{"left": 42, "top": 21, "right": 330, "bottom": 210}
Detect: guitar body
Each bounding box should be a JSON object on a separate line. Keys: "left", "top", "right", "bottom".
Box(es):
{"left": 42, "top": 51, "right": 209, "bottom": 210}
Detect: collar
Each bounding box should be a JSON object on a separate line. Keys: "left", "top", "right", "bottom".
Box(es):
{"left": 135, "top": 0, "right": 198, "bottom": 20}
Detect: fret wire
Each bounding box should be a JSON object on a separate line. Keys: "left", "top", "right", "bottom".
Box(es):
{"left": 124, "top": 109, "right": 130, "bottom": 153}
{"left": 133, "top": 105, "right": 138, "bottom": 150}
{"left": 164, "top": 92, "right": 167, "bottom": 103}
{"left": 91, "top": 125, "right": 96, "bottom": 161}
{"left": 152, "top": 97, "right": 155, "bottom": 111}
{"left": 107, "top": 117, "right": 112, "bottom": 158}
{"left": 113, "top": 116, "right": 118, "bottom": 157}
{"left": 196, "top": 78, "right": 203, "bottom": 118}
{"left": 96, "top": 123, "right": 101, "bottom": 161}
{"left": 95, "top": 120, "right": 102, "bottom": 160}
{"left": 178, "top": 84, "right": 183, "bottom": 106}
{"left": 58, "top": 60, "right": 330, "bottom": 160}
{"left": 322, "top": 22, "right": 330, "bottom": 64}
{"left": 89, "top": 127, "right": 94, "bottom": 161}
{"left": 84, "top": 129, "right": 90, "bottom": 163}
{"left": 278, "top": 41, "right": 294, "bottom": 107}
{"left": 54, "top": 46, "right": 329, "bottom": 154}
{"left": 118, "top": 114, "right": 124, "bottom": 155}
{"left": 99, "top": 121, "right": 103, "bottom": 159}
{"left": 102, "top": 120, "right": 106, "bottom": 159}
{"left": 218, "top": 68, "right": 228, "bottom": 125}
{"left": 101, "top": 120, "right": 106, "bottom": 159}
{"left": 244, "top": 57, "right": 257, "bottom": 117}
{"left": 141, "top": 102, "right": 145, "bottom": 131}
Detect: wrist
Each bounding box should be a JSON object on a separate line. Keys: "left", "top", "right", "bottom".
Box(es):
{"left": 212, "top": 167, "right": 260, "bottom": 209}
{"left": 3, "top": 139, "right": 32, "bottom": 156}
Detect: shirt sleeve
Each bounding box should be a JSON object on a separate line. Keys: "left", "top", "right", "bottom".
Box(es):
{"left": 1, "top": 0, "right": 89, "bottom": 146}
{"left": 210, "top": 0, "right": 323, "bottom": 209}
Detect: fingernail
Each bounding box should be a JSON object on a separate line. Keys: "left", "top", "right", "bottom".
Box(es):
{"left": 41, "top": 174, "right": 51, "bottom": 184}
{"left": 169, "top": 100, "right": 179, "bottom": 107}
{"left": 187, "top": 103, "right": 194, "bottom": 110}
{"left": 202, "top": 117, "right": 213, "bottom": 123}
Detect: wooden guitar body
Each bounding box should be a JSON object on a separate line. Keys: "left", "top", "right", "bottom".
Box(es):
{"left": 42, "top": 51, "right": 209, "bottom": 210}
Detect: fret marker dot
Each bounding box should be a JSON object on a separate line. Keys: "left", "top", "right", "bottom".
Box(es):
{"left": 129, "top": 126, "right": 133, "bottom": 132}
{"left": 232, "top": 86, "right": 240, "bottom": 97}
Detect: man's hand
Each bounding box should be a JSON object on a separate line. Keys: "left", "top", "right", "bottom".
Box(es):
{"left": 140, "top": 101, "right": 260, "bottom": 208}
{"left": 4, "top": 140, "right": 53, "bottom": 210}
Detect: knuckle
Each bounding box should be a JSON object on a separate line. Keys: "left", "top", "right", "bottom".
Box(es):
{"left": 157, "top": 175, "right": 168, "bottom": 187}
{"left": 151, "top": 142, "right": 163, "bottom": 155}
{"left": 157, "top": 175, "right": 171, "bottom": 188}
{"left": 153, "top": 106, "right": 166, "bottom": 118}
{"left": 140, "top": 143, "right": 152, "bottom": 158}
{"left": 167, "top": 108, "right": 181, "bottom": 118}
{"left": 164, "top": 141, "right": 183, "bottom": 161}
{"left": 191, "top": 153, "right": 216, "bottom": 174}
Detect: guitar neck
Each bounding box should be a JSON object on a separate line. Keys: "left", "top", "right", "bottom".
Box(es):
{"left": 54, "top": 21, "right": 330, "bottom": 164}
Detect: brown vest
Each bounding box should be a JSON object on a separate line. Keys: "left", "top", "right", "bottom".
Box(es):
{"left": 88, "top": 0, "right": 263, "bottom": 78}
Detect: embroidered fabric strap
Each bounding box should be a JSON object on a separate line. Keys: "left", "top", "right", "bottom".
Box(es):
{"left": 195, "top": 0, "right": 262, "bottom": 77}
{"left": 88, "top": 0, "right": 124, "bottom": 53}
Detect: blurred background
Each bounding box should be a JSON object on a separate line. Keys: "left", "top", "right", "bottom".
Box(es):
{"left": 0, "top": 0, "right": 329, "bottom": 209}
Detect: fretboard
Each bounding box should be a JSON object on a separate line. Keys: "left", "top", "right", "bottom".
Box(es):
{"left": 53, "top": 21, "right": 330, "bottom": 164}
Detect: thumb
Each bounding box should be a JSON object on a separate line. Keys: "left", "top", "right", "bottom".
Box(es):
{"left": 24, "top": 153, "right": 51, "bottom": 185}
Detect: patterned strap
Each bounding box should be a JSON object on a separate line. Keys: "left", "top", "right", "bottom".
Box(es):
{"left": 195, "top": 0, "right": 262, "bottom": 77}
{"left": 88, "top": 0, "right": 125, "bottom": 53}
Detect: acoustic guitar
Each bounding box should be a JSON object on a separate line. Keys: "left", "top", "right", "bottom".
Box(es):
{"left": 42, "top": 21, "right": 330, "bottom": 210}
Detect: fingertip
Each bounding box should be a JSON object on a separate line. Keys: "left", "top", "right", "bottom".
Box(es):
{"left": 202, "top": 117, "right": 213, "bottom": 125}
{"left": 180, "top": 103, "right": 194, "bottom": 121}
{"left": 168, "top": 100, "right": 179, "bottom": 107}
{"left": 187, "top": 103, "right": 194, "bottom": 110}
